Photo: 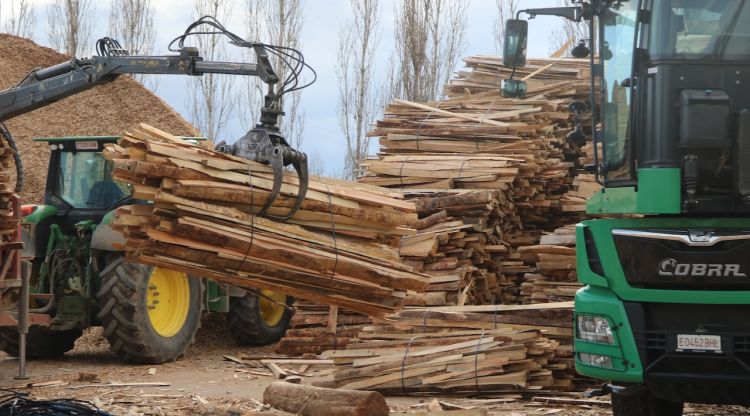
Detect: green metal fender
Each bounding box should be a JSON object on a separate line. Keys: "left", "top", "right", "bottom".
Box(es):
{"left": 90, "top": 209, "right": 126, "bottom": 251}
{"left": 21, "top": 204, "right": 57, "bottom": 258}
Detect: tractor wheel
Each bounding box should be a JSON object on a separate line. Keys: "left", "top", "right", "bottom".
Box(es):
{"left": 0, "top": 326, "right": 82, "bottom": 358}
{"left": 227, "top": 290, "right": 293, "bottom": 346}
{"left": 612, "top": 387, "right": 683, "bottom": 416}
{"left": 97, "top": 256, "right": 202, "bottom": 364}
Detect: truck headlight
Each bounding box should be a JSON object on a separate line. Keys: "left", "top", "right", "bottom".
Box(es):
{"left": 576, "top": 314, "right": 615, "bottom": 345}
{"left": 578, "top": 352, "right": 614, "bottom": 369}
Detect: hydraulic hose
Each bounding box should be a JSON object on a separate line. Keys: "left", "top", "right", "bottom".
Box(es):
{"left": 0, "top": 122, "right": 24, "bottom": 193}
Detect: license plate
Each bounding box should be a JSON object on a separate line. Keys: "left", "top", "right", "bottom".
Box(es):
{"left": 676, "top": 334, "right": 722, "bottom": 353}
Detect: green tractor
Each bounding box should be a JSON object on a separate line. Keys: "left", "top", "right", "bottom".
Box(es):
{"left": 0, "top": 136, "right": 293, "bottom": 363}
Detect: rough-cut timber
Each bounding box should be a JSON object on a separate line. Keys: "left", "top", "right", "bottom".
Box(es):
{"left": 314, "top": 303, "right": 590, "bottom": 395}
{"left": 0, "top": 135, "right": 18, "bottom": 242}
{"left": 357, "top": 57, "right": 599, "bottom": 306}
{"left": 105, "top": 124, "right": 429, "bottom": 318}
{"left": 263, "top": 381, "right": 390, "bottom": 416}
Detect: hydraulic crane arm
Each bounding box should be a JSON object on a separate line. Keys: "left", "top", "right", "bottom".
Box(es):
{"left": 0, "top": 46, "right": 278, "bottom": 123}
{"left": 0, "top": 15, "right": 315, "bottom": 221}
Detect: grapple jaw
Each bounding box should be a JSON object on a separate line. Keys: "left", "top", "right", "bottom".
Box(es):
{"left": 218, "top": 128, "right": 308, "bottom": 222}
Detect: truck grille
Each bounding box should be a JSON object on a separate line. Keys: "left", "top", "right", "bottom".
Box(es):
{"left": 613, "top": 229, "right": 750, "bottom": 290}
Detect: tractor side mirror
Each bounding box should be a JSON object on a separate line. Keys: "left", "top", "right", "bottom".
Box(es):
{"left": 503, "top": 19, "right": 528, "bottom": 67}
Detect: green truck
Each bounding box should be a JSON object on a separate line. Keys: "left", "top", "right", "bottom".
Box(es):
{"left": 505, "top": 1, "right": 750, "bottom": 414}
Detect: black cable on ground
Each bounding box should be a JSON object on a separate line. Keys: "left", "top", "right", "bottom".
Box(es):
{"left": 0, "top": 389, "right": 114, "bottom": 416}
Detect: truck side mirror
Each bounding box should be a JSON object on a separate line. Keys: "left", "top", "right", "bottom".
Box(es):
{"left": 503, "top": 19, "right": 528, "bottom": 67}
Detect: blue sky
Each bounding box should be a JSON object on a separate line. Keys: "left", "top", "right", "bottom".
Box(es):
{"left": 9, "top": 0, "right": 564, "bottom": 176}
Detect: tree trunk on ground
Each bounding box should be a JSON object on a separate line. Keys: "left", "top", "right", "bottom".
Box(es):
{"left": 263, "top": 381, "right": 389, "bottom": 416}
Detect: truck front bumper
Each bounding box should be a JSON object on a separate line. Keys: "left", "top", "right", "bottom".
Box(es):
{"left": 575, "top": 285, "right": 750, "bottom": 405}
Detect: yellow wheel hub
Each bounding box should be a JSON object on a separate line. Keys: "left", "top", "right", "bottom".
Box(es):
{"left": 259, "top": 290, "right": 287, "bottom": 327}
{"left": 146, "top": 268, "right": 191, "bottom": 337}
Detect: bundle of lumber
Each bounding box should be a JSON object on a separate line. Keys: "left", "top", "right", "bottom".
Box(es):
{"left": 358, "top": 56, "right": 597, "bottom": 307}
{"left": 401, "top": 190, "right": 512, "bottom": 306}
{"left": 445, "top": 56, "right": 590, "bottom": 97}
{"left": 0, "top": 134, "right": 18, "bottom": 243}
{"left": 276, "top": 303, "right": 371, "bottom": 355}
{"left": 517, "top": 226, "right": 579, "bottom": 304}
{"left": 104, "top": 124, "right": 430, "bottom": 318}
{"left": 314, "top": 303, "right": 579, "bottom": 394}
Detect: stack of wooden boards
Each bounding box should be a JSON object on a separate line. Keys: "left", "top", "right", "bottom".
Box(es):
{"left": 313, "top": 302, "right": 590, "bottom": 394}
{"left": 0, "top": 133, "right": 18, "bottom": 243}
{"left": 401, "top": 190, "right": 510, "bottom": 306}
{"left": 517, "top": 226, "right": 580, "bottom": 304}
{"left": 276, "top": 303, "right": 370, "bottom": 355}
{"left": 358, "top": 57, "right": 598, "bottom": 305}
{"left": 104, "top": 123, "right": 430, "bottom": 318}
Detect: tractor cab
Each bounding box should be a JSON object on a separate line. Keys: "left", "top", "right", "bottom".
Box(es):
{"left": 33, "top": 137, "right": 130, "bottom": 233}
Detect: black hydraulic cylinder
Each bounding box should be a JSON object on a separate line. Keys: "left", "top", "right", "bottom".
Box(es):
{"left": 32, "top": 61, "right": 79, "bottom": 81}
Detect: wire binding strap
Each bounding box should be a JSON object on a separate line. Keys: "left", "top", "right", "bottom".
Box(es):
{"left": 493, "top": 304, "right": 499, "bottom": 329}
{"left": 401, "top": 336, "right": 417, "bottom": 395}
{"left": 414, "top": 103, "right": 441, "bottom": 152}
{"left": 235, "top": 167, "right": 256, "bottom": 274}
{"left": 456, "top": 158, "right": 469, "bottom": 188}
{"left": 474, "top": 330, "right": 486, "bottom": 394}
{"left": 475, "top": 97, "right": 500, "bottom": 152}
{"left": 397, "top": 156, "right": 410, "bottom": 188}
{"left": 324, "top": 184, "right": 339, "bottom": 280}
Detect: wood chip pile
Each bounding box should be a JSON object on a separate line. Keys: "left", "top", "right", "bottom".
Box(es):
{"left": 0, "top": 34, "right": 199, "bottom": 204}
{"left": 104, "top": 124, "right": 430, "bottom": 318}
{"left": 313, "top": 302, "right": 590, "bottom": 395}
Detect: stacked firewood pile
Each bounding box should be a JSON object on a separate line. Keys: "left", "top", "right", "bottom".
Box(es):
{"left": 105, "top": 124, "right": 430, "bottom": 318}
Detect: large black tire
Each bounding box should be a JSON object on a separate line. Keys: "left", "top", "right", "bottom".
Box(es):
{"left": 0, "top": 326, "right": 82, "bottom": 358}
{"left": 612, "top": 387, "right": 683, "bottom": 416}
{"left": 228, "top": 291, "right": 293, "bottom": 346}
{"left": 96, "top": 257, "right": 202, "bottom": 364}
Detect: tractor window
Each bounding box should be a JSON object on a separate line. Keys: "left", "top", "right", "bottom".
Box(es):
{"left": 651, "top": 0, "right": 750, "bottom": 59}
{"left": 57, "top": 151, "right": 130, "bottom": 209}
{"left": 601, "top": 1, "right": 639, "bottom": 183}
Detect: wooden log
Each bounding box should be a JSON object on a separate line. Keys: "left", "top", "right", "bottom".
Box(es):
{"left": 263, "top": 381, "right": 390, "bottom": 416}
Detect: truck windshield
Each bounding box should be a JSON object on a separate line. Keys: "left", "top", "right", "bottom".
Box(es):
{"left": 57, "top": 151, "right": 130, "bottom": 209}
{"left": 650, "top": 0, "right": 750, "bottom": 60}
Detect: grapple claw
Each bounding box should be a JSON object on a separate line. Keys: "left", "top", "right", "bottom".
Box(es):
{"left": 218, "top": 127, "right": 308, "bottom": 222}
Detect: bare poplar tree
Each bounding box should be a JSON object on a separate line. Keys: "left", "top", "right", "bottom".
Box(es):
{"left": 186, "top": 0, "right": 235, "bottom": 142}
{"left": 3, "top": 0, "right": 36, "bottom": 39}
{"left": 47, "top": 0, "right": 94, "bottom": 56}
{"left": 109, "top": 0, "right": 157, "bottom": 87}
{"left": 548, "top": 0, "right": 589, "bottom": 54}
{"left": 388, "top": 0, "right": 468, "bottom": 103}
{"left": 336, "top": 0, "right": 380, "bottom": 180}
{"left": 242, "top": 0, "right": 306, "bottom": 149}
{"left": 494, "top": 0, "right": 520, "bottom": 54}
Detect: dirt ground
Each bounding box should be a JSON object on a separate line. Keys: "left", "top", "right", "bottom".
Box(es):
{"left": 0, "top": 314, "right": 747, "bottom": 416}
